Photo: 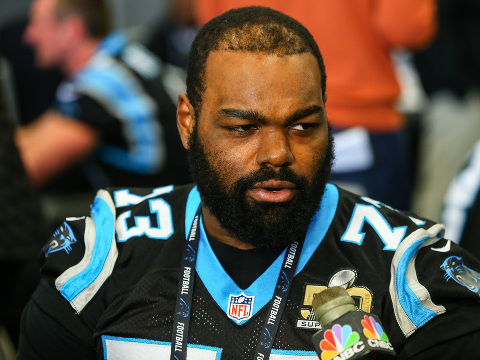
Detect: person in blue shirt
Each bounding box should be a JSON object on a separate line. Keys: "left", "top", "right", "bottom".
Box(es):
{"left": 17, "top": 0, "right": 190, "bottom": 191}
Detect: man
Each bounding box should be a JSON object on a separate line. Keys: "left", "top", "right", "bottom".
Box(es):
{"left": 193, "top": 0, "right": 437, "bottom": 211}
{"left": 18, "top": 7, "right": 480, "bottom": 359}
{"left": 17, "top": 0, "right": 190, "bottom": 191}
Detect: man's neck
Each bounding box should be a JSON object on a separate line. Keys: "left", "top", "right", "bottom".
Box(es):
{"left": 63, "top": 39, "right": 101, "bottom": 77}
{"left": 201, "top": 206, "right": 254, "bottom": 250}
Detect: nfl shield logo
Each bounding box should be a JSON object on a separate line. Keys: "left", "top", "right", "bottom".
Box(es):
{"left": 227, "top": 292, "right": 255, "bottom": 324}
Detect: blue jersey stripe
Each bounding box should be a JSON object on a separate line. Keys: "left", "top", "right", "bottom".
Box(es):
{"left": 390, "top": 224, "right": 446, "bottom": 336}
{"left": 395, "top": 237, "right": 436, "bottom": 328}
{"left": 97, "top": 32, "right": 126, "bottom": 55}
{"left": 60, "top": 196, "right": 115, "bottom": 301}
{"left": 75, "top": 55, "right": 162, "bottom": 173}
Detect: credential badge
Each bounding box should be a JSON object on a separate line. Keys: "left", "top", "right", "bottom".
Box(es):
{"left": 227, "top": 292, "right": 254, "bottom": 324}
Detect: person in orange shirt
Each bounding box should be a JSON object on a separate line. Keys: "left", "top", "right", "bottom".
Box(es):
{"left": 194, "top": 0, "right": 437, "bottom": 210}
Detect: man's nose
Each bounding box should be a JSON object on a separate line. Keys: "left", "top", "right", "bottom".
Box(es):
{"left": 256, "top": 129, "right": 294, "bottom": 167}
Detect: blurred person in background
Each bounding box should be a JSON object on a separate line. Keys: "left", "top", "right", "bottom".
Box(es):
{"left": 0, "top": 16, "right": 62, "bottom": 126}
{"left": 433, "top": 0, "right": 480, "bottom": 257}
{"left": 413, "top": 0, "right": 480, "bottom": 222}
{"left": 193, "top": 0, "right": 437, "bottom": 211}
{"left": 17, "top": 0, "right": 191, "bottom": 229}
{"left": 441, "top": 139, "right": 480, "bottom": 260}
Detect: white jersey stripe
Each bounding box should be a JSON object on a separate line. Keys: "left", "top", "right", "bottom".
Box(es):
{"left": 390, "top": 224, "right": 446, "bottom": 337}
{"left": 56, "top": 189, "right": 118, "bottom": 313}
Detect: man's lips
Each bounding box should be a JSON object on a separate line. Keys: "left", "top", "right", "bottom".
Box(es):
{"left": 248, "top": 180, "right": 297, "bottom": 203}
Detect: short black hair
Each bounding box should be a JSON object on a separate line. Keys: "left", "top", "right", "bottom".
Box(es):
{"left": 54, "top": 0, "right": 112, "bottom": 38}
{"left": 186, "top": 6, "right": 327, "bottom": 116}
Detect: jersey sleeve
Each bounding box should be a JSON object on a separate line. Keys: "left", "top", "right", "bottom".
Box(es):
{"left": 40, "top": 189, "right": 118, "bottom": 313}
{"left": 398, "top": 329, "right": 480, "bottom": 359}
{"left": 388, "top": 224, "right": 480, "bottom": 357}
{"left": 17, "top": 189, "right": 118, "bottom": 358}
{"left": 17, "top": 279, "right": 98, "bottom": 360}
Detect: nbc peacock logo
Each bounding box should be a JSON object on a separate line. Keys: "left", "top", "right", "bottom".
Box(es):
{"left": 361, "top": 315, "right": 390, "bottom": 341}
{"left": 319, "top": 324, "right": 361, "bottom": 360}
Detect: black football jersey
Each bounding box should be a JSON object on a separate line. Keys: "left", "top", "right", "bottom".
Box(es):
{"left": 49, "top": 32, "right": 190, "bottom": 190}
{"left": 19, "top": 184, "right": 480, "bottom": 359}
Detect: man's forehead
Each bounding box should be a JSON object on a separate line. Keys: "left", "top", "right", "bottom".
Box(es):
{"left": 205, "top": 48, "right": 314, "bottom": 60}
{"left": 204, "top": 50, "right": 319, "bottom": 74}
{"left": 203, "top": 50, "right": 323, "bottom": 92}
{"left": 200, "top": 50, "right": 325, "bottom": 117}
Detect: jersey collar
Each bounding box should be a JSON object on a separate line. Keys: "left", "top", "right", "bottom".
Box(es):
{"left": 184, "top": 183, "right": 339, "bottom": 325}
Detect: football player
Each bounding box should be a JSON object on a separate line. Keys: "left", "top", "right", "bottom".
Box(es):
{"left": 18, "top": 6, "right": 480, "bottom": 360}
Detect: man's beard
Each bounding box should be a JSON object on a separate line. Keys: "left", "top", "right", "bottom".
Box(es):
{"left": 188, "top": 124, "right": 335, "bottom": 249}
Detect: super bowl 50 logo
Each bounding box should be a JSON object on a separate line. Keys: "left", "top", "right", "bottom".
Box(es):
{"left": 297, "top": 269, "right": 373, "bottom": 330}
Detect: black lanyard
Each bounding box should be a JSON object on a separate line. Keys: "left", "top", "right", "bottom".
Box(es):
{"left": 170, "top": 206, "right": 303, "bottom": 360}
{"left": 170, "top": 207, "right": 201, "bottom": 360}
{"left": 254, "top": 239, "right": 302, "bottom": 359}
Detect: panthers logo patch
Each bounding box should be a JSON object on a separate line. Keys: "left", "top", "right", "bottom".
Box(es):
{"left": 43, "top": 222, "right": 77, "bottom": 257}
{"left": 441, "top": 256, "right": 480, "bottom": 295}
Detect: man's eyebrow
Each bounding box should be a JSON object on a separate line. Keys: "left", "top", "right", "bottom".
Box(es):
{"left": 285, "top": 105, "right": 324, "bottom": 124}
{"left": 219, "top": 108, "right": 267, "bottom": 123}
{"left": 219, "top": 105, "right": 324, "bottom": 124}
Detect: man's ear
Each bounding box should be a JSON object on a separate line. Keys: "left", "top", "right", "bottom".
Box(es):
{"left": 63, "top": 14, "right": 86, "bottom": 44}
{"left": 177, "top": 93, "right": 195, "bottom": 149}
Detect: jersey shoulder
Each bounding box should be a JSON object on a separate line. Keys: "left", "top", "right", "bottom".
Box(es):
{"left": 332, "top": 186, "right": 480, "bottom": 353}
{"left": 41, "top": 184, "right": 195, "bottom": 313}
{"left": 334, "top": 186, "right": 443, "bottom": 248}
{"left": 54, "top": 37, "right": 161, "bottom": 118}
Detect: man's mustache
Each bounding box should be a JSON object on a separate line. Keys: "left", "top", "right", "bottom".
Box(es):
{"left": 234, "top": 167, "right": 309, "bottom": 191}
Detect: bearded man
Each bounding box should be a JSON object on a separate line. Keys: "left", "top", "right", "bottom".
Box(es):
{"left": 18, "top": 6, "right": 480, "bottom": 360}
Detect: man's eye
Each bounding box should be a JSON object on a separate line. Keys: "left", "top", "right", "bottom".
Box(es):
{"left": 230, "top": 125, "right": 257, "bottom": 132}
{"left": 290, "top": 123, "right": 316, "bottom": 131}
